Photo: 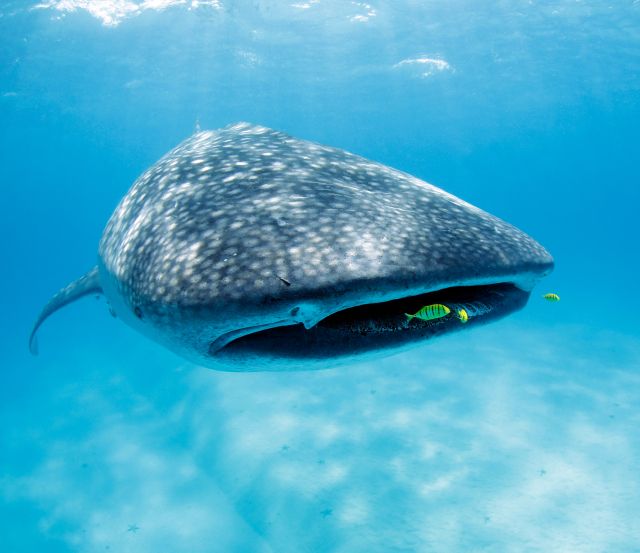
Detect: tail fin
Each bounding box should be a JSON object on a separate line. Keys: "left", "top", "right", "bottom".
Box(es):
{"left": 405, "top": 313, "right": 415, "bottom": 321}
{"left": 29, "top": 266, "right": 102, "bottom": 355}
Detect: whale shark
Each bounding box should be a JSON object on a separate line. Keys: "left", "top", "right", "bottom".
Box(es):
{"left": 29, "top": 123, "right": 553, "bottom": 371}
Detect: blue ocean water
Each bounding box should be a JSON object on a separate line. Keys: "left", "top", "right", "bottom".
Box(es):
{"left": 1, "top": 1, "right": 639, "bottom": 551}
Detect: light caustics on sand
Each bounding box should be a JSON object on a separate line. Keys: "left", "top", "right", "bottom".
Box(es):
{"left": 8, "top": 325, "right": 640, "bottom": 552}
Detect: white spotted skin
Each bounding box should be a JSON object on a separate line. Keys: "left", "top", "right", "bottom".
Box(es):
{"left": 97, "top": 122, "right": 553, "bottom": 370}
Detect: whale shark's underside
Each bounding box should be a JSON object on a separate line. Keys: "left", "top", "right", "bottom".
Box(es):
{"left": 30, "top": 123, "right": 553, "bottom": 371}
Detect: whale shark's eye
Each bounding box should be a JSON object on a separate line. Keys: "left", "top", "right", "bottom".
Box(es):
{"left": 134, "top": 306, "right": 143, "bottom": 319}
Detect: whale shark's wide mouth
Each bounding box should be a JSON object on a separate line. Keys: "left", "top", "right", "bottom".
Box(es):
{"left": 210, "top": 282, "right": 529, "bottom": 363}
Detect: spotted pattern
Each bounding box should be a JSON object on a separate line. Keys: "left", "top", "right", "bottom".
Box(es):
{"left": 97, "top": 122, "right": 552, "bottom": 367}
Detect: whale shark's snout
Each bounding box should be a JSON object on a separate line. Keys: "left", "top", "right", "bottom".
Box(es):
{"left": 30, "top": 123, "right": 553, "bottom": 371}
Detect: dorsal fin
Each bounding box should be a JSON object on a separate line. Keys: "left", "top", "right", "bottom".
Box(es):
{"left": 29, "top": 266, "right": 102, "bottom": 355}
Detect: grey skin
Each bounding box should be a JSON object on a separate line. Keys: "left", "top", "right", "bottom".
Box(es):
{"left": 29, "top": 123, "right": 553, "bottom": 371}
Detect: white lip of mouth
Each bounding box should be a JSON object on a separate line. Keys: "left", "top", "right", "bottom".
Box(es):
{"left": 209, "top": 319, "right": 293, "bottom": 354}
{"left": 209, "top": 299, "right": 352, "bottom": 355}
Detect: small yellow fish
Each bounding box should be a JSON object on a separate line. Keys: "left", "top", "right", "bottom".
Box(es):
{"left": 457, "top": 308, "right": 469, "bottom": 323}
{"left": 543, "top": 293, "right": 560, "bottom": 302}
{"left": 405, "top": 303, "right": 450, "bottom": 321}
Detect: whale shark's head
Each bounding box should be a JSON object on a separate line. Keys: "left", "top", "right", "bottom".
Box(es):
{"left": 96, "top": 123, "right": 553, "bottom": 371}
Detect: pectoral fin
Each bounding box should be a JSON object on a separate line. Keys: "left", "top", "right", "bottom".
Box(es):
{"left": 29, "top": 266, "right": 102, "bottom": 355}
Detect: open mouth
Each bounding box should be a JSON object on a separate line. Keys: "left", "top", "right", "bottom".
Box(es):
{"left": 210, "top": 282, "right": 529, "bottom": 362}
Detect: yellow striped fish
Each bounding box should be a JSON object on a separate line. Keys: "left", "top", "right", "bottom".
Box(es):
{"left": 457, "top": 308, "right": 469, "bottom": 323}
{"left": 543, "top": 293, "right": 560, "bottom": 302}
{"left": 405, "top": 303, "right": 450, "bottom": 322}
